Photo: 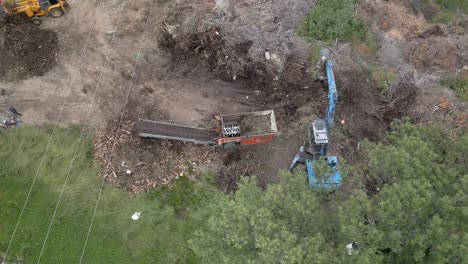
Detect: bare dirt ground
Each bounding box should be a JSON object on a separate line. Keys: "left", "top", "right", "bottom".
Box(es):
{"left": 0, "top": 0, "right": 313, "bottom": 193}
{"left": 1, "top": 0, "right": 466, "bottom": 193}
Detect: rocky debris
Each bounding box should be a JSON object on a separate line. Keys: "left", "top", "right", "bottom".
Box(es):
{"left": 1, "top": 107, "right": 22, "bottom": 129}
{"left": 418, "top": 25, "right": 445, "bottom": 39}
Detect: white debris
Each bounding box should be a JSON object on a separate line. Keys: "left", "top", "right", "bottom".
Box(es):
{"left": 126, "top": 169, "right": 132, "bottom": 175}
{"left": 246, "top": 96, "right": 249, "bottom": 99}
{"left": 265, "top": 50, "right": 271, "bottom": 60}
{"left": 131, "top": 212, "right": 141, "bottom": 220}
{"left": 346, "top": 242, "right": 357, "bottom": 256}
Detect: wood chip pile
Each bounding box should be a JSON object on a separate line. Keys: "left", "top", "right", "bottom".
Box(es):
{"left": 94, "top": 120, "right": 219, "bottom": 194}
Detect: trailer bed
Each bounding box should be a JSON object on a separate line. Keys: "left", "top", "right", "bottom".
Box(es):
{"left": 136, "top": 119, "right": 217, "bottom": 145}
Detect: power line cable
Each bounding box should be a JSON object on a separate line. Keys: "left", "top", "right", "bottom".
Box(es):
{"left": 35, "top": 1, "right": 130, "bottom": 262}
{"left": 79, "top": 1, "right": 156, "bottom": 262}
{"left": 1, "top": 0, "right": 99, "bottom": 261}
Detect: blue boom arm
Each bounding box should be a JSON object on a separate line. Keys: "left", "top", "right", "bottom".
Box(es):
{"left": 325, "top": 60, "right": 337, "bottom": 136}
{"left": 289, "top": 53, "right": 341, "bottom": 189}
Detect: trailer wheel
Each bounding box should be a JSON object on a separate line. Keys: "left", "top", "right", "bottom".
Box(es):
{"left": 32, "top": 17, "right": 41, "bottom": 25}
{"left": 49, "top": 7, "right": 64, "bottom": 18}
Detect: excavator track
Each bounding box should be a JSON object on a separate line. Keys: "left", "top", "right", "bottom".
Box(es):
{"left": 136, "top": 119, "right": 217, "bottom": 145}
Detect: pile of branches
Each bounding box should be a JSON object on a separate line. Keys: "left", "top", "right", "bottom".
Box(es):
{"left": 209, "top": 0, "right": 313, "bottom": 80}
{"left": 163, "top": 0, "right": 314, "bottom": 88}
{"left": 210, "top": 0, "right": 313, "bottom": 72}
{"left": 216, "top": 149, "right": 258, "bottom": 193}
{"left": 380, "top": 70, "right": 417, "bottom": 120}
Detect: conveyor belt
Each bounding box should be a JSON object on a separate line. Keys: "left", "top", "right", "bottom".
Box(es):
{"left": 136, "top": 119, "right": 217, "bottom": 145}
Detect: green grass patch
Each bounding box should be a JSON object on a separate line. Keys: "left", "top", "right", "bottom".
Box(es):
{"left": 369, "top": 67, "right": 398, "bottom": 96}
{"left": 309, "top": 41, "right": 322, "bottom": 65}
{"left": 0, "top": 126, "right": 217, "bottom": 263}
{"left": 441, "top": 75, "right": 468, "bottom": 101}
{"left": 434, "top": 0, "right": 468, "bottom": 13}
{"left": 301, "top": 0, "right": 367, "bottom": 42}
{"left": 431, "top": 10, "right": 453, "bottom": 23}
{"left": 423, "top": 0, "right": 468, "bottom": 23}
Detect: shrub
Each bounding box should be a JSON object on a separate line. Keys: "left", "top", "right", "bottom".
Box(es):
{"left": 302, "top": 0, "right": 367, "bottom": 42}
{"left": 441, "top": 75, "right": 468, "bottom": 101}
{"left": 370, "top": 67, "right": 398, "bottom": 96}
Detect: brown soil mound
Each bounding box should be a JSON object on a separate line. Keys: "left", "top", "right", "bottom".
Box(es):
{"left": 0, "top": 16, "right": 59, "bottom": 82}
{"left": 336, "top": 69, "right": 386, "bottom": 143}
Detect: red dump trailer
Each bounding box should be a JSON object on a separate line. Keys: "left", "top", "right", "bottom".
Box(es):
{"left": 136, "top": 110, "right": 278, "bottom": 148}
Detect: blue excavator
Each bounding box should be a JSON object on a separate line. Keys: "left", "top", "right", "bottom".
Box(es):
{"left": 289, "top": 50, "right": 341, "bottom": 189}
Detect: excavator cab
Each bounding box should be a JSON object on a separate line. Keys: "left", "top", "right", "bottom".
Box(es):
{"left": 289, "top": 119, "right": 341, "bottom": 189}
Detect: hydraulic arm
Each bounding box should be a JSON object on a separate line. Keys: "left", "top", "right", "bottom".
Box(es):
{"left": 289, "top": 51, "right": 341, "bottom": 188}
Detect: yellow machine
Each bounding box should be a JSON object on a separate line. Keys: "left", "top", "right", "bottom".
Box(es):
{"left": 1, "top": 0, "right": 68, "bottom": 25}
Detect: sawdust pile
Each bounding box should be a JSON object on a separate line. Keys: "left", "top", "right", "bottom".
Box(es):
{"left": 0, "top": 16, "right": 59, "bottom": 82}
{"left": 240, "top": 115, "right": 274, "bottom": 134}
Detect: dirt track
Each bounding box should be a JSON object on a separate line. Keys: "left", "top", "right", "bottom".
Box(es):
{"left": 0, "top": 0, "right": 256, "bottom": 128}
{"left": 0, "top": 0, "right": 309, "bottom": 192}
{"left": 0, "top": 0, "right": 466, "bottom": 193}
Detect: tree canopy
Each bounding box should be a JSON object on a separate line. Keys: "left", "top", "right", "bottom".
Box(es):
{"left": 190, "top": 122, "right": 467, "bottom": 263}
{"left": 191, "top": 172, "right": 342, "bottom": 263}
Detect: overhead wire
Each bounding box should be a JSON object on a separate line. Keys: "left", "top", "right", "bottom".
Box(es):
{"left": 1, "top": 0, "right": 98, "bottom": 261}
{"left": 79, "top": 1, "right": 157, "bottom": 262}
{"left": 35, "top": 0, "right": 130, "bottom": 262}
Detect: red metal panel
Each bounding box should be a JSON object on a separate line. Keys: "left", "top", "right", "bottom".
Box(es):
{"left": 217, "top": 134, "right": 276, "bottom": 146}
{"left": 240, "top": 135, "right": 275, "bottom": 145}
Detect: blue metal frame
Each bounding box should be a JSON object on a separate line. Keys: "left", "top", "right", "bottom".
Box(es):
{"left": 306, "top": 156, "right": 341, "bottom": 188}
{"left": 289, "top": 51, "right": 342, "bottom": 189}
{"left": 325, "top": 60, "right": 337, "bottom": 137}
